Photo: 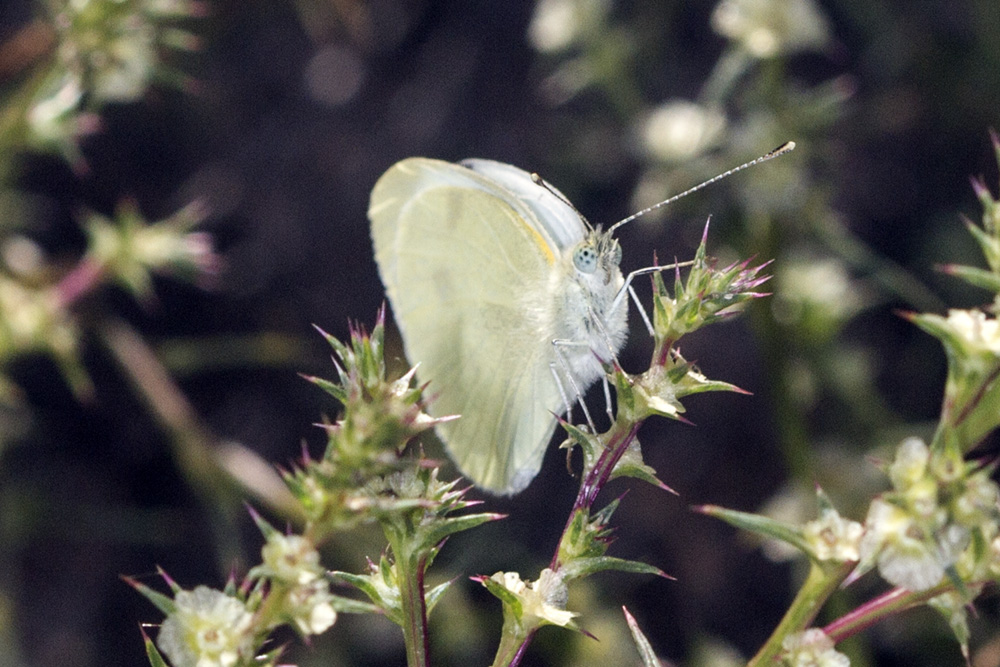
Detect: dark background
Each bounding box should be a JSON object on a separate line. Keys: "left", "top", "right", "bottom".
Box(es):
{"left": 0, "top": 1, "right": 998, "bottom": 665}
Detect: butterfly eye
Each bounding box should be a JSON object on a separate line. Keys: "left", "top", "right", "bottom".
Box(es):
{"left": 612, "top": 242, "right": 622, "bottom": 265}
{"left": 573, "top": 244, "right": 598, "bottom": 274}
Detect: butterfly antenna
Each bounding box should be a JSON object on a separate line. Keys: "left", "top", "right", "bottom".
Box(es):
{"left": 531, "top": 172, "right": 596, "bottom": 232}
{"left": 608, "top": 141, "right": 796, "bottom": 234}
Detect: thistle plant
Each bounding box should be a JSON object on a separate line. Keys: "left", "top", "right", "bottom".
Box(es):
{"left": 127, "top": 136, "right": 1000, "bottom": 667}
{"left": 6, "top": 0, "right": 203, "bottom": 170}
{"left": 696, "top": 136, "right": 1000, "bottom": 666}
{"left": 124, "top": 220, "right": 776, "bottom": 667}
{"left": 133, "top": 311, "right": 502, "bottom": 667}
{"left": 473, "top": 225, "right": 772, "bottom": 667}
{"left": 0, "top": 0, "right": 209, "bottom": 400}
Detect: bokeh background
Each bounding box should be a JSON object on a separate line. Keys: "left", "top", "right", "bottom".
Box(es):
{"left": 0, "top": 0, "right": 998, "bottom": 665}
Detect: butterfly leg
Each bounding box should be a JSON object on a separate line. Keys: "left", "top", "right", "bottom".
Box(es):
{"left": 549, "top": 361, "right": 575, "bottom": 422}
{"left": 551, "top": 339, "right": 598, "bottom": 435}
{"left": 602, "top": 375, "right": 614, "bottom": 423}
{"left": 578, "top": 315, "right": 620, "bottom": 427}
{"left": 628, "top": 284, "right": 654, "bottom": 336}
{"left": 610, "top": 260, "right": 696, "bottom": 335}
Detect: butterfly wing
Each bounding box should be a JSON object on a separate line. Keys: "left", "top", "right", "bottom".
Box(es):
{"left": 369, "top": 158, "right": 577, "bottom": 493}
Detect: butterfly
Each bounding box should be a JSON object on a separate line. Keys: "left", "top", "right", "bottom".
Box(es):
{"left": 368, "top": 144, "right": 793, "bottom": 494}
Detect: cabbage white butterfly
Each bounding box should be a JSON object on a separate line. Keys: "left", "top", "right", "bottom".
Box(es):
{"left": 369, "top": 145, "right": 793, "bottom": 494}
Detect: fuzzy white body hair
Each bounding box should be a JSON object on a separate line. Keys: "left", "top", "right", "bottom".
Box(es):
{"left": 526, "top": 230, "right": 628, "bottom": 404}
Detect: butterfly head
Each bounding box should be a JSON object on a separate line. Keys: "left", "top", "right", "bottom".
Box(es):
{"left": 572, "top": 228, "right": 622, "bottom": 285}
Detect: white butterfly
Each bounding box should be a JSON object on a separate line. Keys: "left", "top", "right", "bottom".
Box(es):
{"left": 368, "top": 144, "right": 793, "bottom": 494}
{"left": 370, "top": 158, "right": 627, "bottom": 494}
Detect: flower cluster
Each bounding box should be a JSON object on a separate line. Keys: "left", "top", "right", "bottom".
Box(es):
{"left": 488, "top": 569, "right": 577, "bottom": 630}
{"left": 908, "top": 308, "right": 1000, "bottom": 453}
{"left": 27, "top": 0, "right": 203, "bottom": 165}
{"left": 134, "top": 518, "right": 350, "bottom": 667}
{"left": 0, "top": 200, "right": 217, "bottom": 399}
{"left": 527, "top": 0, "right": 610, "bottom": 54}
{"left": 476, "top": 567, "right": 582, "bottom": 664}
{"left": 650, "top": 224, "right": 772, "bottom": 347}
{"left": 641, "top": 100, "right": 726, "bottom": 163}
{"left": 473, "top": 568, "right": 579, "bottom": 665}
{"left": 252, "top": 525, "right": 337, "bottom": 637}
{"left": 139, "top": 529, "right": 340, "bottom": 667}
{"left": 0, "top": 275, "right": 84, "bottom": 392}
{"left": 83, "top": 200, "right": 218, "bottom": 299}
{"left": 855, "top": 437, "right": 999, "bottom": 593}
{"left": 283, "top": 314, "right": 469, "bottom": 537}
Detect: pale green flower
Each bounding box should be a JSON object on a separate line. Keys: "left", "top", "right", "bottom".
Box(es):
{"left": 258, "top": 533, "right": 337, "bottom": 636}
{"left": 642, "top": 100, "right": 726, "bottom": 162}
{"left": 91, "top": 17, "right": 157, "bottom": 101}
{"left": 781, "top": 628, "right": 849, "bottom": 667}
{"left": 527, "top": 0, "right": 610, "bottom": 52}
{"left": 943, "top": 309, "right": 1000, "bottom": 354}
{"left": 952, "top": 471, "right": 999, "bottom": 527}
{"left": 491, "top": 569, "right": 577, "bottom": 628}
{"left": 285, "top": 580, "right": 338, "bottom": 636}
{"left": 888, "top": 437, "right": 930, "bottom": 489}
{"left": 772, "top": 256, "right": 866, "bottom": 348}
{"left": 711, "top": 0, "right": 830, "bottom": 58}
{"left": 859, "top": 498, "right": 944, "bottom": 591}
{"left": 157, "top": 587, "right": 254, "bottom": 667}
{"left": 261, "top": 533, "right": 323, "bottom": 586}
{"left": 28, "top": 74, "right": 85, "bottom": 145}
{"left": 911, "top": 309, "right": 1000, "bottom": 451}
{"left": 856, "top": 436, "right": 999, "bottom": 591}
{"left": 802, "top": 507, "right": 863, "bottom": 563}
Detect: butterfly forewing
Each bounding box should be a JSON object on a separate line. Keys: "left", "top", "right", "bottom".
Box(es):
{"left": 370, "top": 158, "right": 572, "bottom": 493}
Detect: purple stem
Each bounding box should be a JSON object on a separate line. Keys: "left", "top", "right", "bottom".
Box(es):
{"left": 823, "top": 584, "right": 948, "bottom": 643}
{"left": 55, "top": 257, "right": 106, "bottom": 308}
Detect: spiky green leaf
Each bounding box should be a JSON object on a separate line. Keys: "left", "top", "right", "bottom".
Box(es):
{"left": 561, "top": 556, "right": 667, "bottom": 581}
{"left": 941, "top": 263, "right": 1000, "bottom": 293}
{"left": 425, "top": 579, "right": 453, "bottom": 616}
{"left": 127, "top": 578, "right": 177, "bottom": 616}
{"left": 416, "top": 512, "right": 505, "bottom": 553}
{"left": 624, "top": 607, "right": 660, "bottom": 667}
{"left": 303, "top": 373, "right": 348, "bottom": 404}
{"left": 477, "top": 575, "right": 523, "bottom": 617}
{"left": 559, "top": 420, "right": 602, "bottom": 471}
{"left": 329, "top": 593, "right": 383, "bottom": 615}
{"left": 697, "top": 504, "right": 811, "bottom": 555}
{"left": 609, "top": 438, "right": 670, "bottom": 489}
{"left": 142, "top": 630, "right": 170, "bottom": 667}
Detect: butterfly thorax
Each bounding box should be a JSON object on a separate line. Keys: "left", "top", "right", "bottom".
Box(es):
{"left": 549, "top": 229, "right": 628, "bottom": 387}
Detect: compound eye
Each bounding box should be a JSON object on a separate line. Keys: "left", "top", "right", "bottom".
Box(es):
{"left": 573, "top": 244, "right": 598, "bottom": 273}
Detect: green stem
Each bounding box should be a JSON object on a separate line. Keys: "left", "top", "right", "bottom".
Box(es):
{"left": 699, "top": 47, "right": 752, "bottom": 105}
{"left": 396, "top": 549, "right": 430, "bottom": 667}
{"left": 748, "top": 561, "right": 852, "bottom": 666}
{"left": 383, "top": 526, "right": 430, "bottom": 667}
{"left": 490, "top": 626, "right": 532, "bottom": 667}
